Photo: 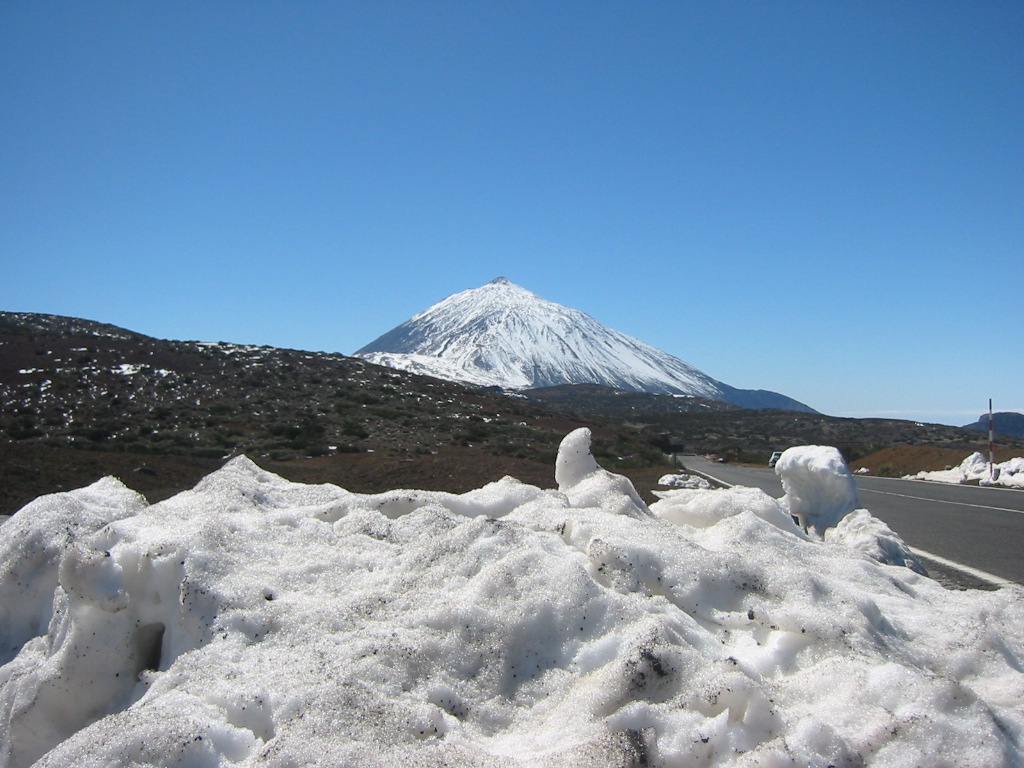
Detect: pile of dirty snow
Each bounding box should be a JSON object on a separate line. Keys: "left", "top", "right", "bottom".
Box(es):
{"left": 1, "top": 430, "right": 1023, "bottom": 767}
{"left": 657, "top": 473, "right": 714, "bottom": 490}
{"left": 907, "top": 451, "right": 1024, "bottom": 488}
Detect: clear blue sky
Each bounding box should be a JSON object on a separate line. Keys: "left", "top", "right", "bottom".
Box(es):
{"left": 3, "top": 2, "right": 1021, "bottom": 426}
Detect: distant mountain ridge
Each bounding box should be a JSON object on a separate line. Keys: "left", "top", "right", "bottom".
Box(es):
{"left": 962, "top": 412, "right": 1024, "bottom": 440}
{"left": 356, "top": 278, "right": 815, "bottom": 412}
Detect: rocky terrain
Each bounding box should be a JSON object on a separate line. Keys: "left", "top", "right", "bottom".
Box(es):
{"left": 0, "top": 313, "right": 661, "bottom": 515}
{"left": 2, "top": 311, "right": 1020, "bottom": 517}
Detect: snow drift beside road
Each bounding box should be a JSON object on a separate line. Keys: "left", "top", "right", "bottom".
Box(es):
{"left": 656, "top": 473, "right": 714, "bottom": 490}
{"left": 774, "top": 445, "right": 927, "bottom": 574}
{"left": 907, "top": 451, "right": 1024, "bottom": 489}
{"left": 1, "top": 431, "right": 1023, "bottom": 767}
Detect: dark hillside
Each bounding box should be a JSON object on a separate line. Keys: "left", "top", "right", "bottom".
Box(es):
{"left": 0, "top": 311, "right": 151, "bottom": 340}
{"left": 522, "top": 384, "right": 739, "bottom": 418}
{"left": 0, "top": 312, "right": 664, "bottom": 515}
{"left": 523, "top": 384, "right": 1016, "bottom": 463}
{"left": 3, "top": 311, "right": 1017, "bottom": 517}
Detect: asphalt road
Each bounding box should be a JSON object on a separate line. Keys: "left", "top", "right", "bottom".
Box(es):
{"left": 679, "top": 455, "right": 1024, "bottom": 589}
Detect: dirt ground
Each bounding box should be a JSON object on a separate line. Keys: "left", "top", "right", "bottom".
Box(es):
{"left": 0, "top": 443, "right": 681, "bottom": 518}
{"left": 5, "top": 441, "right": 1020, "bottom": 520}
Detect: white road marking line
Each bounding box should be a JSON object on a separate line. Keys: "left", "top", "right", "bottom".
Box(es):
{"left": 858, "top": 487, "right": 1023, "bottom": 515}
{"left": 685, "top": 469, "right": 733, "bottom": 488}
{"left": 909, "top": 547, "right": 1020, "bottom": 589}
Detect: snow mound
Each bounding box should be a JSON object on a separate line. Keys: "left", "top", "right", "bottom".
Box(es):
{"left": 773, "top": 445, "right": 926, "bottom": 574}
{"left": 824, "top": 510, "right": 927, "bottom": 575}
{"left": 1003, "top": 457, "right": 1024, "bottom": 488}
{"left": 650, "top": 486, "right": 803, "bottom": 534}
{"left": 1, "top": 436, "right": 1023, "bottom": 767}
{"left": 775, "top": 445, "right": 859, "bottom": 535}
{"left": 908, "top": 451, "right": 1024, "bottom": 489}
{"left": 555, "top": 428, "right": 650, "bottom": 517}
{"left": 657, "top": 473, "right": 714, "bottom": 490}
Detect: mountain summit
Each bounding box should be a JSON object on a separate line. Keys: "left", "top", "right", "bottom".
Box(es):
{"left": 356, "top": 279, "right": 814, "bottom": 412}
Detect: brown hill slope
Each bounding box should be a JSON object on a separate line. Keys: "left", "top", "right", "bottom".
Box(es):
{"left": 849, "top": 444, "right": 1024, "bottom": 478}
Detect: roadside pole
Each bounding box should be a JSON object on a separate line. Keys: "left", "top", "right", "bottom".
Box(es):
{"left": 989, "top": 399, "right": 995, "bottom": 482}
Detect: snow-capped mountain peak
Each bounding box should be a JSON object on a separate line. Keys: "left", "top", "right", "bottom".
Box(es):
{"left": 356, "top": 279, "right": 813, "bottom": 412}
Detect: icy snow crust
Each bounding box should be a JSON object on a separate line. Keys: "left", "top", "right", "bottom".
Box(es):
{"left": 2, "top": 432, "right": 1024, "bottom": 767}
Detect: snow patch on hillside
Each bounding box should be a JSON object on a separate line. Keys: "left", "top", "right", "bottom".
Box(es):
{"left": 1, "top": 432, "right": 1022, "bottom": 766}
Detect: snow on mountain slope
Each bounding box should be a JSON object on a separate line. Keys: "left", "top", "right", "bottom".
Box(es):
{"left": 356, "top": 278, "right": 814, "bottom": 412}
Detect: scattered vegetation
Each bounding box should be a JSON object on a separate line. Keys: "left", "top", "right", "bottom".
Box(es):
{"left": 1, "top": 310, "right": 1018, "bottom": 516}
